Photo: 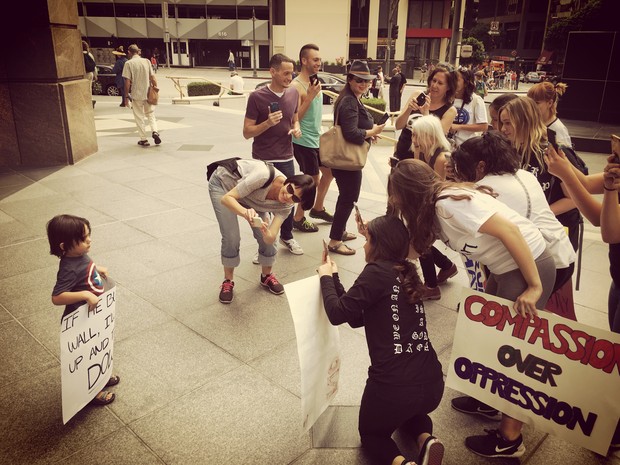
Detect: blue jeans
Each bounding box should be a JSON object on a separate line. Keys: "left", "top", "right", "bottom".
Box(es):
{"left": 208, "top": 173, "right": 277, "bottom": 268}
{"left": 272, "top": 160, "right": 295, "bottom": 241}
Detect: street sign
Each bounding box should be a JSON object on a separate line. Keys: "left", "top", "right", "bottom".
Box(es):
{"left": 164, "top": 32, "right": 170, "bottom": 43}
{"left": 511, "top": 50, "right": 517, "bottom": 57}
{"left": 461, "top": 45, "right": 473, "bottom": 58}
{"left": 489, "top": 21, "right": 500, "bottom": 36}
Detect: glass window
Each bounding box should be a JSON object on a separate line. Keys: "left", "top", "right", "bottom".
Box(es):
{"left": 206, "top": 5, "right": 237, "bottom": 20}
{"left": 431, "top": 1, "right": 444, "bottom": 28}
{"left": 421, "top": 1, "right": 432, "bottom": 28}
{"left": 83, "top": 3, "right": 114, "bottom": 17}
{"left": 408, "top": 1, "right": 423, "bottom": 28}
{"left": 145, "top": 4, "right": 162, "bottom": 18}
{"left": 114, "top": 4, "right": 145, "bottom": 18}
{"left": 237, "top": 6, "right": 268, "bottom": 20}
{"left": 176, "top": 5, "right": 207, "bottom": 19}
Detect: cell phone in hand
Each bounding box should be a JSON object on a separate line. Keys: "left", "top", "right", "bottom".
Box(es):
{"left": 322, "top": 239, "right": 329, "bottom": 261}
{"left": 309, "top": 74, "right": 319, "bottom": 86}
{"left": 377, "top": 112, "right": 390, "bottom": 125}
{"left": 612, "top": 134, "right": 620, "bottom": 163}
{"left": 252, "top": 216, "right": 262, "bottom": 227}
{"left": 416, "top": 92, "right": 427, "bottom": 107}
{"left": 269, "top": 102, "right": 280, "bottom": 113}
{"left": 547, "top": 128, "right": 559, "bottom": 152}
{"left": 354, "top": 203, "right": 364, "bottom": 225}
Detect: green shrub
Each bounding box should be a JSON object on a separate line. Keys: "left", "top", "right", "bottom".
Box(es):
{"left": 361, "top": 97, "right": 387, "bottom": 123}
{"left": 187, "top": 81, "right": 221, "bottom": 96}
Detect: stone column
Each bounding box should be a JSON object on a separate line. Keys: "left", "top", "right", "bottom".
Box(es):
{"left": 0, "top": 0, "right": 97, "bottom": 168}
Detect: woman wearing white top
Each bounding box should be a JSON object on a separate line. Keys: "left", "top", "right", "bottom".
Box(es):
{"left": 449, "top": 68, "right": 488, "bottom": 147}
{"left": 527, "top": 81, "right": 572, "bottom": 148}
{"left": 388, "top": 158, "right": 556, "bottom": 460}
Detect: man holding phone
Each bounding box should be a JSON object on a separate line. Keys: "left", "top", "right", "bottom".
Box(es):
{"left": 291, "top": 43, "right": 336, "bottom": 234}
{"left": 244, "top": 53, "right": 304, "bottom": 256}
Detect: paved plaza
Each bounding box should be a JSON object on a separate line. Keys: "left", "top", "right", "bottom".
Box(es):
{"left": 1, "top": 68, "right": 619, "bottom": 464}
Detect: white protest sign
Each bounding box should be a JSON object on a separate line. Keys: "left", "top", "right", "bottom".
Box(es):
{"left": 285, "top": 275, "right": 341, "bottom": 431}
{"left": 447, "top": 288, "right": 620, "bottom": 455}
{"left": 60, "top": 286, "right": 116, "bottom": 424}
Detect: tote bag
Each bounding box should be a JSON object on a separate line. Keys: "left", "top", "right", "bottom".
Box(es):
{"left": 319, "top": 108, "right": 369, "bottom": 171}
{"left": 147, "top": 85, "right": 159, "bottom": 105}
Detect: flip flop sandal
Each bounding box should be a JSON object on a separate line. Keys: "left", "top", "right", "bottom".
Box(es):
{"left": 91, "top": 390, "right": 115, "bottom": 406}
{"left": 328, "top": 242, "right": 356, "bottom": 256}
{"left": 341, "top": 231, "right": 357, "bottom": 242}
{"left": 138, "top": 140, "right": 150, "bottom": 147}
{"left": 105, "top": 375, "right": 120, "bottom": 387}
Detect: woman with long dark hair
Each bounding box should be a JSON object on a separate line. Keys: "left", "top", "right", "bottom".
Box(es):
{"left": 393, "top": 66, "right": 457, "bottom": 161}
{"left": 449, "top": 68, "right": 488, "bottom": 147}
{"left": 389, "top": 159, "right": 556, "bottom": 459}
{"left": 319, "top": 215, "right": 445, "bottom": 465}
{"left": 326, "top": 60, "right": 385, "bottom": 255}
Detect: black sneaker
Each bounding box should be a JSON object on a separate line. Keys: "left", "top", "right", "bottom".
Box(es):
{"left": 309, "top": 208, "right": 334, "bottom": 223}
{"left": 219, "top": 279, "right": 234, "bottom": 304}
{"left": 465, "top": 428, "right": 525, "bottom": 458}
{"left": 260, "top": 273, "right": 284, "bottom": 295}
{"left": 152, "top": 131, "right": 161, "bottom": 145}
{"left": 451, "top": 396, "right": 501, "bottom": 420}
{"left": 418, "top": 435, "right": 444, "bottom": 465}
{"left": 293, "top": 217, "right": 318, "bottom": 232}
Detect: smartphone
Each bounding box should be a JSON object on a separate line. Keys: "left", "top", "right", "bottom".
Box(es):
{"left": 252, "top": 216, "right": 262, "bottom": 227}
{"left": 377, "top": 112, "right": 390, "bottom": 125}
{"left": 269, "top": 102, "right": 280, "bottom": 113}
{"left": 416, "top": 92, "right": 427, "bottom": 107}
{"left": 612, "top": 134, "right": 620, "bottom": 163}
{"left": 309, "top": 74, "right": 319, "bottom": 86}
{"left": 354, "top": 203, "right": 364, "bottom": 225}
{"left": 322, "top": 239, "right": 328, "bottom": 260}
{"left": 547, "top": 128, "right": 559, "bottom": 152}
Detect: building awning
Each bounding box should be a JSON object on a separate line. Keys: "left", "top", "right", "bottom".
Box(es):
{"left": 537, "top": 50, "right": 554, "bottom": 65}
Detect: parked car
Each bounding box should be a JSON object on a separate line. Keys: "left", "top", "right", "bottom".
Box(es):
{"left": 92, "top": 64, "right": 121, "bottom": 96}
{"left": 254, "top": 72, "right": 345, "bottom": 104}
{"left": 524, "top": 71, "right": 542, "bottom": 83}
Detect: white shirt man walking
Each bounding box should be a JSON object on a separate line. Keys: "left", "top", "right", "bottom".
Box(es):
{"left": 123, "top": 44, "right": 161, "bottom": 147}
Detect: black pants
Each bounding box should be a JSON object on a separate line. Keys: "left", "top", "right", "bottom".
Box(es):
{"left": 419, "top": 246, "right": 453, "bottom": 287}
{"left": 329, "top": 168, "right": 362, "bottom": 241}
{"left": 359, "top": 377, "right": 445, "bottom": 464}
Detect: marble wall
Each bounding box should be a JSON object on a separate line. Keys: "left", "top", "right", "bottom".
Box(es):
{"left": 0, "top": 0, "right": 97, "bottom": 168}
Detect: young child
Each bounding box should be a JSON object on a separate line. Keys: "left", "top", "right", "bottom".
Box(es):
{"left": 47, "top": 214, "right": 119, "bottom": 406}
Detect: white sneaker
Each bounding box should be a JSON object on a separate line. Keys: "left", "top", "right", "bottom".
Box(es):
{"left": 279, "top": 238, "right": 303, "bottom": 255}
{"left": 252, "top": 252, "right": 260, "bottom": 265}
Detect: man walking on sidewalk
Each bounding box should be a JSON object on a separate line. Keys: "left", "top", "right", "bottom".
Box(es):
{"left": 123, "top": 44, "right": 161, "bottom": 147}
{"left": 243, "top": 53, "right": 305, "bottom": 256}
{"left": 290, "top": 43, "right": 334, "bottom": 233}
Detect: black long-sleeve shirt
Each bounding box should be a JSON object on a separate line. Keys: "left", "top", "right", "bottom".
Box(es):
{"left": 334, "top": 95, "right": 374, "bottom": 145}
{"left": 320, "top": 260, "right": 443, "bottom": 386}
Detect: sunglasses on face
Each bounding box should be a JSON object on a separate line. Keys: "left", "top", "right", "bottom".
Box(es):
{"left": 286, "top": 183, "right": 302, "bottom": 203}
{"left": 352, "top": 77, "right": 370, "bottom": 84}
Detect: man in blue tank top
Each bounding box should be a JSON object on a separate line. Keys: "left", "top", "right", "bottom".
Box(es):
{"left": 291, "top": 44, "right": 335, "bottom": 233}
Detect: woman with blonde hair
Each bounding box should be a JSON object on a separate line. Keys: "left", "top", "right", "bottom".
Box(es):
{"left": 407, "top": 115, "right": 458, "bottom": 299}
{"left": 527, "top": 81, "right": 572, "bottom": 147}
{"left": 498, "top": 97, "right": 582, "bottom": 250}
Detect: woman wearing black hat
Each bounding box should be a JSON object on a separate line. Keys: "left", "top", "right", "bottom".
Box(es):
{"left": 112, "top": 46, "right": 128, "bottom": 107}
{"left": 327, "top": 60, "right": 385, "bottom": 255}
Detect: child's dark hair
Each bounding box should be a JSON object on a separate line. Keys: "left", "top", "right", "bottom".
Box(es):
{"left": 452, "top": 131, "right": 520, "bottom": 182}
{"left": 47, "top": 214, "right": 91, "bottom": 257}
{"left": 366, "top": 215, "right": 424, "bottom": 303}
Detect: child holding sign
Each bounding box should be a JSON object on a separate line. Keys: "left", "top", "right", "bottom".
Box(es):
{"left": 47, "top": 214, "right": 119, "bottom": 406}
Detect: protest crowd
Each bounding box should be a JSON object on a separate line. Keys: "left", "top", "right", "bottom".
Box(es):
{"left": 46, "top": 42, "right": 620, "bottom": 465}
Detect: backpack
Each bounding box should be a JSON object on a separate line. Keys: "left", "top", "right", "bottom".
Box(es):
{"left": 206, "top": 158, "right": 275, "bottom": 188}
{"left": 560, "top": 145, "right": 589, "bottom": 175}
{"left": 84, "top": 52, "right": 96, "bottom": 73}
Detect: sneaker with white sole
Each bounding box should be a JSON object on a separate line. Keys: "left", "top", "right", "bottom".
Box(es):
{"left": 465, "top": 428, "right": 525, "bottom": 458}
{"left": 451, "top": 396, "right": 501, "bottom": 420}
{"left": 418, "top": 436, "right": 444, "bottom": 465}
{"left": 279, "top": 238, "right": 303, "bottom": 255}
{"left": 260, "top": 273, "right": 284, "bottom": 294}
{"left": 219, "top": 279, "right": 234, "bottom": 304}
{"left": 252, "top": 252, "right": 260, "bottom": 265}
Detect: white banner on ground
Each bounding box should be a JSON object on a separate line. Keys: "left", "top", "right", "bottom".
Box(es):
{"left": 447, "top": 288, "right": 620, "bottom": 455}
{"left": 60, "top": 286, "right": 116, "bottom": 424}
{"left": 285, "top": 275, "right": 341, "bottom": 431}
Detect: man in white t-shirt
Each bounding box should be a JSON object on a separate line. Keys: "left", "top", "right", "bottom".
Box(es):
{"left": 229, "top": 71, "right": 244, "bottom": 95}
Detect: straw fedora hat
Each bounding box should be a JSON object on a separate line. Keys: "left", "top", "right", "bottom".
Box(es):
{"left": 348, "top": 60, "right": 376, "bottom": 80}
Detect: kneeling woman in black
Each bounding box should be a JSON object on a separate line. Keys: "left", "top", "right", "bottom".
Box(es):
{"left": 318, "top": 215, "right": 445, "bottom": 465}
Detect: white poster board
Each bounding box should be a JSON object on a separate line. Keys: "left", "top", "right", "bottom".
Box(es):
{"left": 60, "top": 286, "right": 116, "bottom": 424}
{"left": 285, "top": 275, "right": 341, "bottom": 431}
{"left": 447, "top": 288, "right": 620, "bottom": 455}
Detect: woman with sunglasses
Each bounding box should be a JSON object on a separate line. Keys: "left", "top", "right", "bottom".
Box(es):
{"left": 208, "top": 159, "right": 315, "bottom": 303}
{"left": 393, "top": 66, "right": 457, "bottom": 162}
{"left": 326, "top": 60, "right": 385, "bottom": 256}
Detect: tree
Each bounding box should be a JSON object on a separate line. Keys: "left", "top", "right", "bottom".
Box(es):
{"left": 459, "top": 37, "right": 486, "bottom": 67}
